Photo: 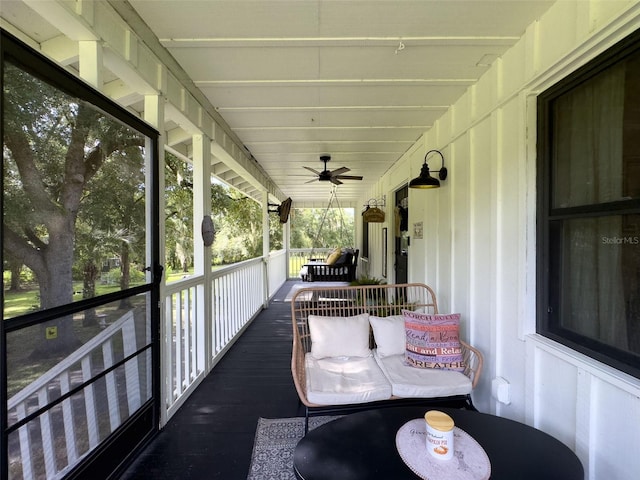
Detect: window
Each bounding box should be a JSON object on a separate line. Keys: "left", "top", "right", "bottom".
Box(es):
{"left": 537, "top": 30, "right": 640, "bottom": 378}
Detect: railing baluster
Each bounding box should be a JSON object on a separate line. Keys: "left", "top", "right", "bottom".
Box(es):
{"left": 196, "top": 284, "right": 205, "bottom": 374}
{"left": 184, "top": 287, "right": 191, "bottom": 382}
{"left": 211, "top": 279, "right": 218, "bottom": 355}
{"left": 229, "top": 274, "right": 233, "bottom": 337}
{"left": 16, "top": 402, "right": 34, "bottom": 480}
{"left": 122, "top": 315, "right": 141, "bottom": 414}
{"left": 60, "top": 370, "right": 78, "bottom": 464}
{"left": 179, "top": 291, "right": 185, "bottom": 393}
{"left": 102, "top": 340, "right": 121, "bottom": 432}
{"left": 81, "top": 356, "right": 99, "bottom": 449}
{"left": 233, "top": 272, "right": 239, "bottom": 335}
{"left": 191, "top": 286, "right": 201, "bottom": 378}
{"left": 38, "top": 387, "right": 57, "bottom": 478}
{"left": 221, "top": 276, "right": 228, "bottom": 344}
{"left": 165, "top": 295, "right": 176, "bottom": 403}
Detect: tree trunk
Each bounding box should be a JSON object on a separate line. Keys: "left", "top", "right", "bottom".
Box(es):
{"left": 83, "top": 260, "right": 98, "bottom": 326}
{"left": 9, "top": 262, "right": 22, "bottom": 291}
{"left": 29, "top": 225, "right": 81, "bottom": 359}
{"left": 119, "top": 241, "right": 132, "bottom": 309}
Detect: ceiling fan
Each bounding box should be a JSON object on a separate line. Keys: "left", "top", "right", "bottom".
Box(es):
{"left": 303, "top": 155, "right": 363, "bottom": 185}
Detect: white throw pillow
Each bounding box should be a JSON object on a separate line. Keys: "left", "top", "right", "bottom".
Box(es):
{"left": 308, "top": 313, "right": 371, "bottom": 358}
{"left": 369, "top": 315, "right": 406, "bottom": 358}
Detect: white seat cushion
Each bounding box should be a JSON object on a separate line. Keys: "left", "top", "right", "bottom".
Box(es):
{"left": 305, "top": 353, "right": 392, "bottom": 405}
{"left": 374, "top": 351, "right": 472, "bottom": 398}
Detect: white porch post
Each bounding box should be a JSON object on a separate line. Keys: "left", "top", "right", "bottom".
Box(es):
{"left": 284, "top": 209, "right": 291, "bottom": 279}
{"left": 262, "top": 190, "right": 270, "bottom": 307}
{"left": 192, "top": 135, "right": 213, "bottom": 370}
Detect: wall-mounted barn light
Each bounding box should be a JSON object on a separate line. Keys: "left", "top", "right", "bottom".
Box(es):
{"left": 409, "top": 150, "right": 447, "bottom": 189}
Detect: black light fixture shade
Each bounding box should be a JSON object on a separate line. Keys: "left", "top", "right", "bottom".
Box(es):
{"left": 409, "top": 149, "right": 447, "bottom": 189}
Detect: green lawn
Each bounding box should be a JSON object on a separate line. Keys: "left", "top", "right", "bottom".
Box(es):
{"left": 3, "top": 282, "right": 123, "bottom": 319}
{"left": 3, "top": 266, "right": 230, "bottom": 318}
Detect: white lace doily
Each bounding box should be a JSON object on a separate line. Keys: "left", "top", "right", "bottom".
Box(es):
{"left": 395, "top": 419, "right": 491, "bottom": 480}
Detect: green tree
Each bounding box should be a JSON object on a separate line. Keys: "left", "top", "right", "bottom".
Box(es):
{"left": 4, "top": 254, "right": 24, "bottom": 291}
{"left": 164, "top": 163, "right": 271, "bottom": 269}
{"left": 74, "top": 225, "right": 129, "bottom": 325}
{"left": 270, "top": 214, "right": 283, "bottom": 251}
{"left": 3, "top": 63, "right": 145, "bottom": 356}
{"left": 211, "top": 189, "right": 262, "bottom": 262}
{"left": 165, "top": 153, "right": 194, "bottom": 272}
{"left": 79, "top": 146, "right": 146, "bottom": 310}
{"left": 290, "top": 208, "right": 354, "bottom": 249}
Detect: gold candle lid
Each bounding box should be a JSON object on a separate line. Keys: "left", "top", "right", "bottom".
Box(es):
{"left": 424, "top": 410, "right": 454, "bottom": 432}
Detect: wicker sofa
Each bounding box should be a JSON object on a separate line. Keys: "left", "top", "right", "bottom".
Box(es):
{"left": 290, "top": 283, "right": 483, "bottom": 429}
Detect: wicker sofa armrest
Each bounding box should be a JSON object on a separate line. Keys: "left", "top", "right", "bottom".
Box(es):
{"left": 291, "top": 322, "right": 313, "bottom": 407}
{"left": 460, "top": 340, "right": 483, "bottom": 389}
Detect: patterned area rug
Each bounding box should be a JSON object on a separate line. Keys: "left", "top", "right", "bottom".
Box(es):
{"left": 247, "top": 416, "right": 339, "bottom": 479}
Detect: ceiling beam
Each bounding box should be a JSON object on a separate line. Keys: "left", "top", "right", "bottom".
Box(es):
{"left": 160, "top": 36, "right": 520, "bottom": 48}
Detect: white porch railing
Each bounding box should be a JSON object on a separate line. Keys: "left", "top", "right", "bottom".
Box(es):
{"left": 164, "top": 254, "right": 287, "bottom": 419}
{"left": 6, "top": 254, "right": 288, "bottom": 479}
{"left": 211, "top": 258, "right": 264, "bottom": 356}
{"left": 268, "top": 249, "right": 287, "bottom": 298}
{"left": 164, "top": 274, "right": 206, "bottom": 412}
{"left": 7, "top": 310, "right": 147, "bottom": 480}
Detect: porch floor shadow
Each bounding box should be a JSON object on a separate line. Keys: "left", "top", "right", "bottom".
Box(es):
{"left": 117, "top": 280, "right": 302, "bottom": 480}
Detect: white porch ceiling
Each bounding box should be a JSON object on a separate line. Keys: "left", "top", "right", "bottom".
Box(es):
{"left": 1, "top": 0, "right": 555, "bottom": 206}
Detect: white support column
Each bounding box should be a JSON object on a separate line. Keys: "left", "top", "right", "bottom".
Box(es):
{"left": 193, "top": 135, "right": 212, "bottom": 275}
{"left": 284, "top": 209, "right": 291, "bottom": 279}
{"left": 78, "top": 40, "right": 103, "bottom": 90}
{"left": 144, "top": 94, "right": 166, "bottom": 425}
{"left": 192, "top": 134, "right": 213, "bottom": 370}
{"left": 262, "top": 190, "right": 270, "bottom": 307}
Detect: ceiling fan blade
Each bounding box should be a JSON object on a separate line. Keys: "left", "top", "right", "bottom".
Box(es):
{"left": 335, "top": 175, "right": 363, "bottom": 181}
{"left": 330, "top": 177, "right": 343, "bottom": 185}
{"left": 303, "top": 166, "right": 320, "bottom": 174}
{"left": 330, "top": 167, "right": 350, "bottom": 176}
{"left": 305, "top": 178, "right": 318, "bottom": 184}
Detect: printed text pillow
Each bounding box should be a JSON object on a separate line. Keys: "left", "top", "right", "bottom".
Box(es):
{"left": 403, "top": 310, "right": 465, "bottom": 371}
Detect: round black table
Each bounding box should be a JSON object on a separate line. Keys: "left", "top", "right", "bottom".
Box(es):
{"left": 293, "top": 406, "right": 584, "bottom": 480}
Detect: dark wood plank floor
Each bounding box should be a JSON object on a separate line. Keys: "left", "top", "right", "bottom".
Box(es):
{"left": 118, "top": 280, "right": 302, "bottom": 480}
